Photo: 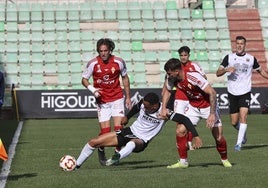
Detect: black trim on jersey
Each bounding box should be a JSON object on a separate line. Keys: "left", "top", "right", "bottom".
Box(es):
{"left": 126, "top": 99, "right": 143, "bottom": 120}
{"left": 168, "top": 112, "right": 199, "bottom": 137}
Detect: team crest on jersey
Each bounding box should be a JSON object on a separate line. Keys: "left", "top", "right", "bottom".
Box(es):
{"left": 246, "top": 58, "right": 250, "bottom": 62}
{"left": 187, "top": 83, "right": 192, "bottom": 89}
{"left": 111, "top": 67, "right": 115, "bottom": 74}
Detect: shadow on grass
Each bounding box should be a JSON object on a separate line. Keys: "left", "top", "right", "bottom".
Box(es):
{"left": 242, "top": 144, "right": 268, "bottom": 150}
{"left": 4, "top": 173, "right": 38, "bottom": 181}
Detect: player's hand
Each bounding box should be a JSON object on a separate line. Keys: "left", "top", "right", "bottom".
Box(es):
{"left": 192, "top": 136, "right": 202, "bottom": 149}
{"left": 121, "top": 116, "right": 129, "bottom": 126}
{"left": 125, "top": 97, "right": 132, "bottom": 110}
{"left": 93, "top": 88, "right": 102, "bottom": 98}
{"left": 206, "top": 114, "right": 216, "bottom": 128}
{"left": 158, "top": 107, "right": 169, "bottom": 119}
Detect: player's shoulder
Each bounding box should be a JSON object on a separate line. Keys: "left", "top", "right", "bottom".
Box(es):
{"left": 86, "top": 57, "right": 98, "bottom": 67}
{"left": 114, "top": 55, "right": 125, "bottom": 63}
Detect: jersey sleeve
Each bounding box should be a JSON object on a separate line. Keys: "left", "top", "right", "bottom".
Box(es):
{"left": 186, "top": 72, "right": 209, "bottom": 90}
{"left": 220, "top": 55, "right": 229, "bottom": 68}
{"left": 253, "top": 57, "right": 261, "bottom": 70}
{"left": 82, "top": 58, "right": 96, "bottom": 79}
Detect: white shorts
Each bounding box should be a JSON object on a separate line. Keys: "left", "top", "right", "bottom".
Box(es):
{"left": 184, "top": 104, "right": 222, "bottom": 127}
{"left": 174, "top": 99, "right": 189, "bottom": 114}
{"left": 97, "top": 98, "right": 125, "bottom": 122}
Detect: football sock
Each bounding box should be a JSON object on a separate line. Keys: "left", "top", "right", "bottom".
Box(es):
{"left": 234, "top": 122, "right": 240, "bottom": 130}
{"left": 176, "top": 134, "right": 188, "bottom": 159}
{"left": 99, "top": 127, "right": 111, "bottom": 136}
{"left": 216, "top": 137, "right": 227, "bottom": 160}
{"left": 114, "top": 125, "right": 123, "bottom": 152}
{"left": 76, "top": 143, "right": 95, "bottom": 166}
{"left": 118, "top": 141, "right": 135, "bottom": 160}
{"left": 236, "top": 123, "right": 247, "bottom": 146}
{"left": 187, "top": 131, "right": 193, "bottom": 142}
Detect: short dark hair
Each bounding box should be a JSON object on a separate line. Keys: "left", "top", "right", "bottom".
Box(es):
{"left": 96, "top": 38, "right": 115, "bottom": 53}
{"left": 143, "top": 92, "right": 159, "bottom": 105}
{"left": 164, "top": 58, "right": 182, "bottom": 72}
{"left": 236, "top": 36, "right": 246, "bottom": 43}
{"left": 178, "top": 46, "right": 190, "bottom": 54}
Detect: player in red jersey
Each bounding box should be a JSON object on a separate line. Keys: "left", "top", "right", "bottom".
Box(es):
{"left": 161, "top": 58, "right": 232, "bottom": 168}
{"left": 174, "top": 46, "right": 206, "bottom": 150}
{"left": 82, "top": 38, "right": 132, "bottom": 165}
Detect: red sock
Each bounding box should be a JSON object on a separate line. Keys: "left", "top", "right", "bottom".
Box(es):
{"left": 176, "top": 135, "right": 188, "bottom": 159}
{"left": 99, "top": 127, "right": 111, "bottom": 136}
{"left": 114, "top": 125, "right": 123, "bottom": 132}
{"left": 216, "top": 136, "right": 228, "bottom": 160}
{"left": 187, "top": 131, "right": 193, "bottom": 142}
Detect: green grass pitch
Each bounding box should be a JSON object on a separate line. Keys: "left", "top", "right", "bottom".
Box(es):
{"left": 1, "top": 114, "right": 268, "bottom": 188}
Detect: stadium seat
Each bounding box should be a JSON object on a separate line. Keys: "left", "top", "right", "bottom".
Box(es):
{"left": 194, "top": 40, "right": 206, "bottom": 50}
{"left": 167, "top": 9, "right": 178, "bottom": 20}
{"left": 179, "top": 20, "right": 191, "bottom": 30}
{"left": 157, "top": 51, "right": 171, "bottom": 61}
{"left": 69, "top": 21, "right": 80, "bottom": 31}
{"left": 196, "top": 51, "right": 208, "bottom": 61}
{"left": 31, "top": 21, "right": 43, "bottom": 31}
{"left": 207, "top": 40, "right": 219, "bottom": 50}
{"left": 131, "top": 41, "right": 143, "bottom": 51}
{"left": 191, "top": 9, "right": 203, "bottom": 19}
{"left": 156, "top": 30, "right": 169, "bottom": 41}
{"left": 204, "top": 19, "right": 217, "bottom": 29}
{"left": 258, "top": 0, "right": 268, "bottom": 8}
{"left": 203, "top": 10, "right": 215, "bottom": 19}
{"left": 218, "top": 29, "right": 230, "bottom": 39}
{"left": 143, "top": 20, "right": 155, "bottom": 30}
{"left": 130, "top": 20, "right": 143, "bottom": 31}
{"left": 144, "top": 30, "right": 156, "bottom": 41}
{"left": 44, "top": 52, "right": 57, "bottom": 63}
{"left": 181, "top": 30, "right": 193, "bottom": 40}
{"left": 132, "top": 51, "right": 145, "bottom": 62}
{"left": 208, "top": 51, "right": 221, "bottom": 61}
{"left": 130, "top": 9, "right": 141, "bottom": 20}
{"left": 214, "top": 0, "right": 226, "bottom": 9}
{"left": 6, "top": 22, "right": 18, "bottom": 32}
{"left": 194, "top": 30, "right": 206, "bottom": 40}
{"left": 31, "top": 42, "right": 43, "bottom": 53}
{"left": 209, "top": 61, "right": 220, "bottom": 72}
{"left": 142, "top": 9, "right": 154, "bottom": 20}
{"left": 131, "top": 31, "right": 143, "bottom": 41}
{"left": 133, "top": 62, "right": 146, "bottom": 72}
{"left": 6, "top": 11, "right": 18, "bottom": 22}
{"left": 192, "top": 19, "right": 204, "bottom": 29}
{"left": 118, "top": 30, "right": 131, "bottom": 41}
{"left": 105, "top": 3, "right": 117, "bottom": 20}
{"left": 68, "top": 10, "right": 80, "bottom": 21}
{"left": 202, "top": 0, "right": 214, "bottom": 10}
{"left": 56, "top": 31, "right": 67, "bottom": 41}
{"left": 120, "top": 51, "right": 132, "bottom": 62}
{"left": 5, "top": 42, "right": 18, "bottom": 53}
{"left": 31, "top": 63, "right": 44, "bottom": 74}
{"left": 145, "top": 51, "right": 157, "bottom": 62}
{"left": 166, "top": 1, "right": 177, "bottom": 10}
{"left": 215, "top": 9, "right": 227, "bottom": 18}
{"left": 178, "top": 9, "right": 190, "bottom": 19}
{"left": 167, "top": 20, "right": 180, "bottom": 30}
{"left": 43, "top": 11, "right": 55, "bottom": 21}
{"left": 18, "top": 52, "right": 31, "bottom": 64}
{"left": 155, "top": 20, "right": 168, "bottom": 31}
{"left": 154, "top": 9, "right": 166, "bottom": 20}
{"left": 217, "top": 19, "right": 228, "bottom": 29}
{"left": 119, "top": 20, "right": 130, "bottom": 30}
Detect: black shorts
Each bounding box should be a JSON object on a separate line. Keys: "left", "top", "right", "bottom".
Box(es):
{"left": 228, "top": 92, "right": 251, "bottom": 114}
{"left": 116, "top": 127, "right": 148, "bottom": 153}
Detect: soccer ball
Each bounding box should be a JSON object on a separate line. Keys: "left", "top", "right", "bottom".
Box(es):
{"left": 59, "top": 155, "right": 76, "bottom": 171}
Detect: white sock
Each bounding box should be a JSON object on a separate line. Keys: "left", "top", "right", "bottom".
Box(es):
{"left": 180, "top": 158, "right": 188, "bottom": 164}
{"left": 76, "top": 143, "right": 95, "bottom": 166}
{"left": 236, "top": 123, "right": 247, "bottom": 146}
{"left": 118, "top": 141, "right": 136, "bottom": 160}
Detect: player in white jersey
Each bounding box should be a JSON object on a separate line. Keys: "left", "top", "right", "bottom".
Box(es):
{"left": 73, "top": 92, "right": 202, "bottom": 169}
{"left": 216, "top": 36, "right": 268, "bottom": 151}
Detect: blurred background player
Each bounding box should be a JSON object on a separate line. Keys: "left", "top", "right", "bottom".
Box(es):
{"left": 161, "top": 58, "right": 232, "bottom": 168}
{"left": 216, "top": 36, "right": 268, "bottom": 151}
{"left": 82, "top": 38, "right": 132, "bottom": 165}
{"left": 74, "top": 92, "right": 202, "bottom": 169}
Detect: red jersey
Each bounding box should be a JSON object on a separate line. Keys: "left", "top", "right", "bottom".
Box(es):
{"left": 175, "top": 72, "right": 210, "bottom": 108}
{"left": 175, "top": 61, "right": 205, "bottom": 101}
{"left": 82, "top": 55, "right": 128, "bottom": 104}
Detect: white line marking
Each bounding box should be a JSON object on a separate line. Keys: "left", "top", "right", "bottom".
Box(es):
{"left": 0, "top": 121, "right": 23, "bottom": 188}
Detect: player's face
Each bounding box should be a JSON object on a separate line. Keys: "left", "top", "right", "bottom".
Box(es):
{"left": 98, "top": 45, "right": 111, "bottom": 62}
{"left": 143, "top": 101, "right": 158, "bottom": 114}
{"left": 179, "top": 51, "right": 190, "bottom": 64}
{"left": 166, "top": 69, "right": 183, "bottom": 82}
{"left": 236, "top": 39, "right": 246, "bottom": 55}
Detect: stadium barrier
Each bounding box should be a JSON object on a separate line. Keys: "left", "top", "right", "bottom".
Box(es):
{"left": 14, "top": 87, "right": 268, "bottom": 119}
